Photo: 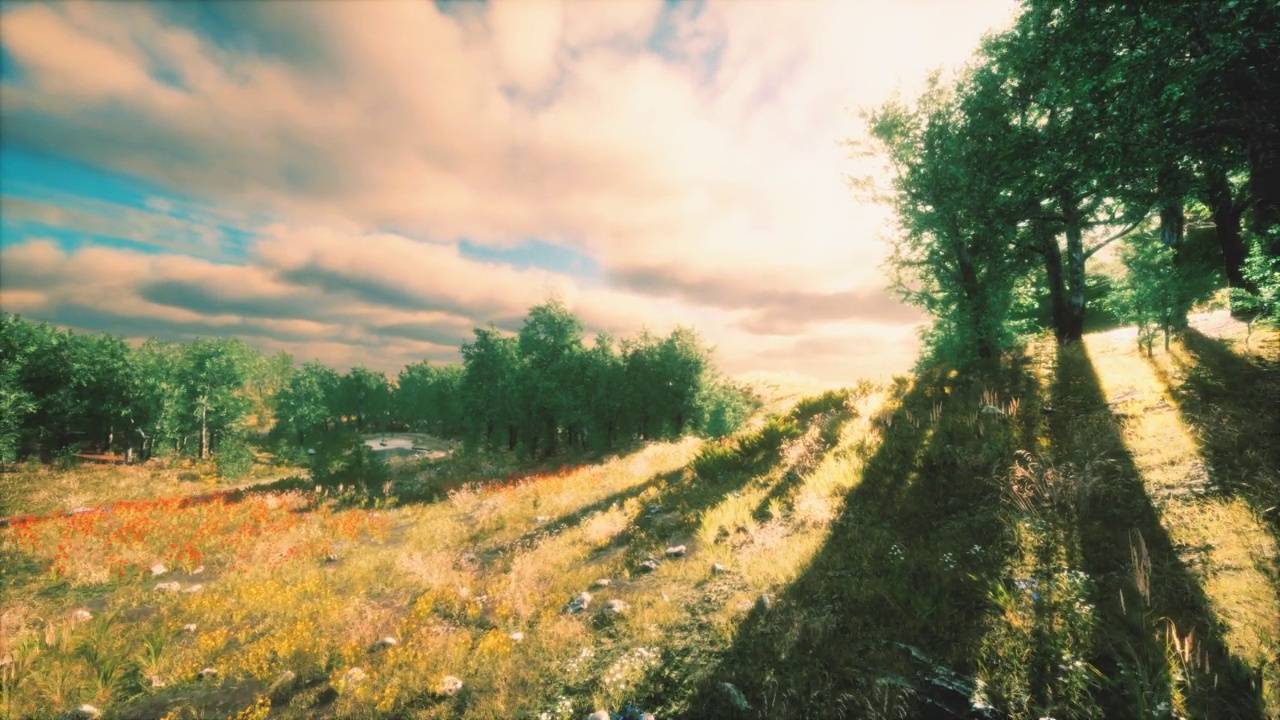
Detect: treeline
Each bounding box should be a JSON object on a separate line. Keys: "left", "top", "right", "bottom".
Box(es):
{"left": 857, "top": 0, "right": 1279, "bottom": 363}
{"left": 0, "top": 300, "right": 754, "bottom": 465}
{"left": 274, "top": 300, "right": 756, "bottom": 456}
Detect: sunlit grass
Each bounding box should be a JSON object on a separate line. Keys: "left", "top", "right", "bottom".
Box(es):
{"left": 1084, "top": 322, "right": 1280, "bottom": 709}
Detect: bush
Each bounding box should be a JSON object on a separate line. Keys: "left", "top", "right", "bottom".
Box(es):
{"left": 216, "top": 436, "right": 256, "bottom": 481}
{"left": 697, "top": 381, "right": 758, "bottom": 439}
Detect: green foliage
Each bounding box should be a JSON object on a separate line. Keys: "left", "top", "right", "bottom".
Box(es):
{"left": 215, "top": 436, "right": 257, "bottom": 482}
{"left": 1110, "top": 234, "right": 1219, "bottom": 355}
{"left": 860, "top": 0, "right": 1280, "bottom": 359}
{"left": 2, "top": 298, "right": 734, "bottom": 469}
{"left": 696, "top": 380, "right": 757, "bottom": 439}
{"left": 1231, "top": 230, "right": 1280, "bottom": 326}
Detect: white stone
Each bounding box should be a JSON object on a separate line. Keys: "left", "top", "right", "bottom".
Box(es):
{"left": 150, "top": 563, "right": 167, "bottom": 576}
{"left": 372, "top": 636, "right": 398, "bottom": 650}
{"left": 664, "top": 545, "right": 687, "bottom": 557}
{"left": 439, "top": 674, "right": 463, "bottom": 696}
{"left": 154, "top": 582, "right": 181, "bottom": 593}
{"left": 602, "top": 599, "right": 628, "bottom": 616}
{"left": 588, "top": 712, "right": 611, "bottom": 720}
{"left": 592, "top": 578, "right": 611, "bottom": 588}
{"left": 184, "top": 584, "right": 203, "bottom": 593}
{"left": 69, "top": 705, "right": 101, "bottom": 720}
{"left": 510, "top": 632, "right": 525, "bottom": 642}
{"left": 182, "top": 623, "right": 198, "bottom": 633}
{"left": 711, "top": 562, "right": 727, "bottom": 574}
{"left": 564, "top": 591, "right": 592, "bottom": 614}
{"left": 638, "top": 558, "right": 660, "bottom": 573}
{"left": 191, "top": 566, "right": 204, "bottom": 575}
{"left": 70, "top": 609, "right": 92, "bottom": 623}
{"left": 197, "top": 667, "right": 218, "bottom": 681}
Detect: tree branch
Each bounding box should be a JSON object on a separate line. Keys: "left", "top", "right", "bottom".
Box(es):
{"left": 1084, "top": 217, "right": 1147, "bottom": 259}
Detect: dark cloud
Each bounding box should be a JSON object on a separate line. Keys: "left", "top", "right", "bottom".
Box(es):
{"left": 611, "top": 265, "right": 921, "bottom": 334}
{"left": 278, "top": 265, "right": 515, "bottom": 320}
{"left": 139, "top": 279, "right": 332, "bottom": 321}
{"left": 366, "top": 321, "right": 475, "bottom": 348}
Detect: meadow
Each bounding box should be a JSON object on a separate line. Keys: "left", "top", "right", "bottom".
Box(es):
{"left": 1, "top": 314, "right": 1277, "bottom": 719}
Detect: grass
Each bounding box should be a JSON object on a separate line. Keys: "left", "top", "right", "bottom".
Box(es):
{"left": 0, "top": 317, "right": 1276, "bottom": 719}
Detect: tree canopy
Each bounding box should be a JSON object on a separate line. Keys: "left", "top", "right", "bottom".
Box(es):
{"left": 858, "top": 0, "right": 1280, "bottom": 365}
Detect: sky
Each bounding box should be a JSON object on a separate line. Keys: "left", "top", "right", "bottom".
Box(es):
{"left": 0, "top": 0, "right": 1018, "bottom": 385}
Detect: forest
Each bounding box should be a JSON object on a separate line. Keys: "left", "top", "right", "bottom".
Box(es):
{"left": 0, "top": 299, "right": 755, "bottom": 471}
{"left": 856, "top": 0, "right": 1279, "bottom": 364}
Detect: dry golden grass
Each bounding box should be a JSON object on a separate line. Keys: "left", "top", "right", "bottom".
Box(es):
{"left": 3, "top": 320, "right": 1276, "bottom": 718}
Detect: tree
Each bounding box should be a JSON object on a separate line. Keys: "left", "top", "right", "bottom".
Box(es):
{"left": 275, "top": 361, "right": 340, "bottom": 446}
{"left": 460, "top": 327, "right": 523, "bottom": 449}
{"left": 517, "top": 299, "right": 585, "bottom": 457}
{"left": 179, "top": 338, "right": 255, "bottom": 459}
{"left": 336, "top": 367, "right": 391, "bottom": 434}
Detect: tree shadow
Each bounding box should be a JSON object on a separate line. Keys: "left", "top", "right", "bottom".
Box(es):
{"left": 1155, "top": 328, "right": 1280, "bottom": 538}
{"left": 1049, "top": 342, "right": 1265, "bottom": 718}
{"left": 478, "top": 469, "right": 679, "bottom": 562}
{"left": 666, "top": 363, "right": 1034, "bottom": 718}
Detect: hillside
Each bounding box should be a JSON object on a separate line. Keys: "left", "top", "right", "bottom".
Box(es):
{"left": 1, "top": 314, "right": 1277, "bottom": 719}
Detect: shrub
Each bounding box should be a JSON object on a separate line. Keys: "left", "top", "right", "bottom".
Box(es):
{"left": 216, "top": 436, "right": 256, "bottom": 481}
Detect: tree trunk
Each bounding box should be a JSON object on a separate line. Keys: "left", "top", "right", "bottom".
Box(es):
{"left": 1061, "top": 199, "right": 1087, "bottom": 341}
{"left": 1039, "top": 224, "right": 1070, "bottom": 340}
{"left": 507, "top": 424, "right": 517, "bottom": 451}
{"left": 200, "top": 403, "right": 209, "bottom": 460}
{"left": 1245, "top": 101, "right": 1280, "bottom": 248}
{"left": 1204, "top": 164, "right": 1254, "bottom": 293}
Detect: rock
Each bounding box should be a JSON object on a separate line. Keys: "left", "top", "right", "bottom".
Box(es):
{"left": 326, "top": 553, "right": 339, "bottom": 563}
{"left": 182, "top": 623, "right": 198, "bottom": 633}
{"left": 588, "top": 712, "right": 611, "bottom": 720}
{"left": 70, "top": 609, "right": 93, "bottom": 623}
{"left": 197, "top": 667, "right": 218, "bottom": 681}
{"left": 184, "top": 584, "right": 203, "bottom": 593}
{"left": 534, "top": 515, "right": 550, "bottom": 523}
{"left": 717, "top": 681, "right": 752, "bottom": 711}
{"left": 564, "top": 591, "right": 592, "bottom": 614}
{"left": 755, "top": 594, "right": 774, "bottom": 612}
{"left": 269, "top": 670, "right": 297, "bottom": 698}
{"left": 439, "top": 674, "right": 464, "bottom": 696}
{"left": 601, "top": 599, "right": 628, "bottom": 617}
{"left": 150, "top": 563, "right": 168, "bottom": 576}
{"left": 372, "top": 636, "right": 399, "bottom": 651}
{"left": 593, "top": 578, "right": 612, "bottom": 588}
{"left": 639, "top": 714, "right": 655, "bottom": 720}
{"left": 510, "top": 631, "right": 525, "bottom": 642}
{"left": 65, "top": 705, "right": 101, "bottom": 720}
{"left": 191, "top": 566, "right": 204, "bottom": 575}
{"left": 342, "top": 667, "right": 366, "bottom": 687}
{"left": 148, "top": 675, "right": 165, "bottom": 688}
{"left": 664, "top": 545, "right": 687, "bottom": 558}
{"left": 711, "top": 562, "right": 727, "bottom": 574}
{"left": 154, "top": 581, "right": 181, "bottom": 593}
{"left": 637, "top": 557, "right": 660, "bottom": 574}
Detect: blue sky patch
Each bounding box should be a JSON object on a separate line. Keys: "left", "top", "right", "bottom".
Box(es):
{"left": 458, "top": 238, "right": 602, "bottom": 280}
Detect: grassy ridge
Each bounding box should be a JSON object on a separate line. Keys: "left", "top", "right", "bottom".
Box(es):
{"left": 1, "top": 317, "right": 1276, "bottom": 719}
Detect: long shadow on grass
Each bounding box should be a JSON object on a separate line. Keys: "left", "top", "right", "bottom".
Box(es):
{"left": 1050, "top": 342, "right": 1265, "bottom": 718}
{"left": 665, "top": 364, "right": 1035, "bottom": 718}
{"left": 1156, "top": 328, "right": 1280, "bottom": 538}
{"left": 480, "top": 469, "right": 680, "bottom": 561}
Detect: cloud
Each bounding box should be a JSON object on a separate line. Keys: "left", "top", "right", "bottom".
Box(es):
{"left": 0, "top": 0, "right": 1016, "bottom": 384}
